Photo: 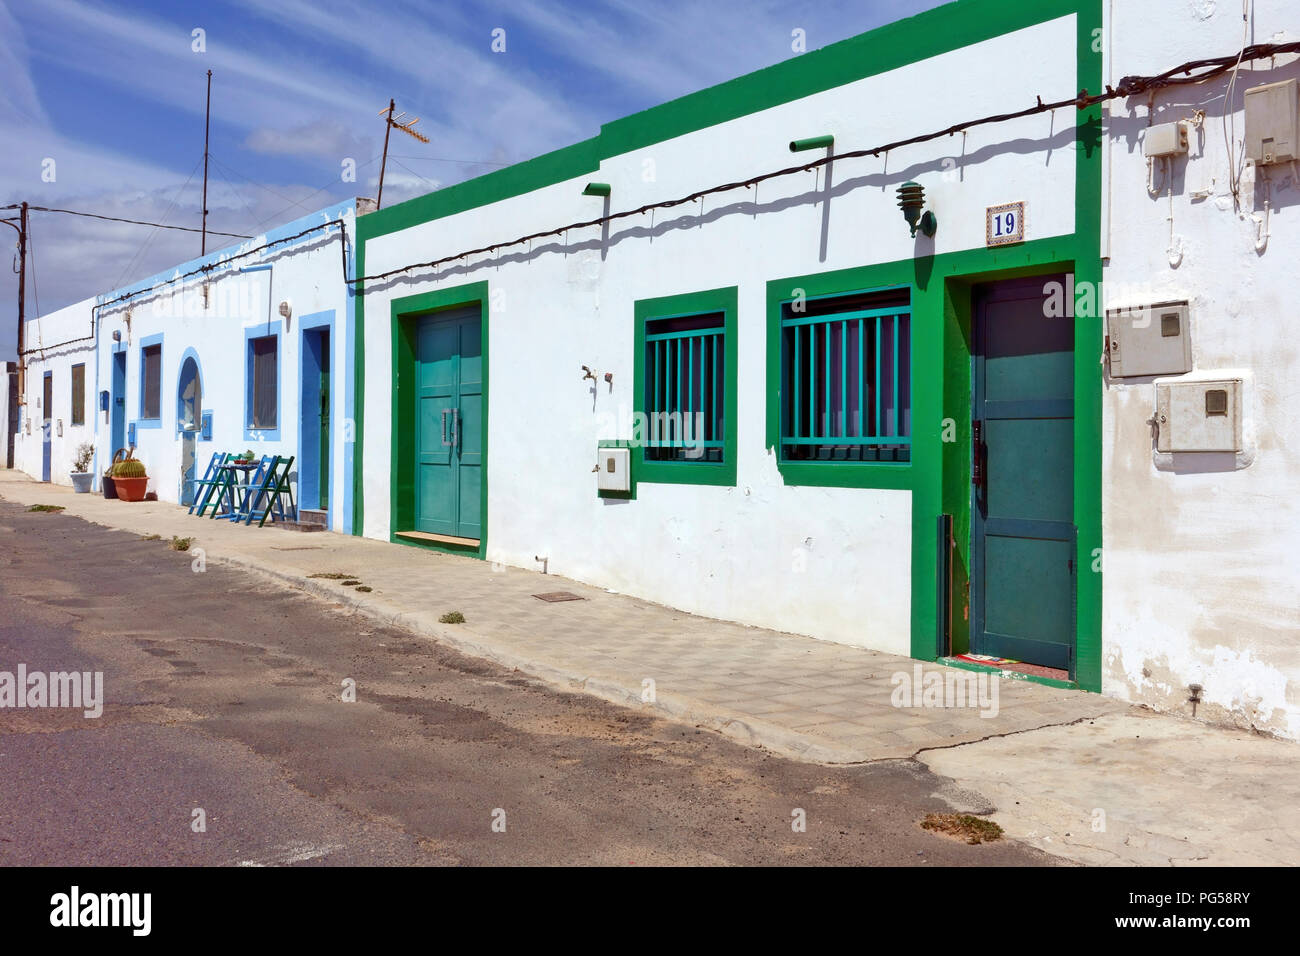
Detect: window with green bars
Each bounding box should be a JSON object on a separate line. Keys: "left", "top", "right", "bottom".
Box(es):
{"left": 643, "top": 311, "right": 725, "bottom": 463}
{"left": 779, "top": 287, "right": 911, "bottom": 463}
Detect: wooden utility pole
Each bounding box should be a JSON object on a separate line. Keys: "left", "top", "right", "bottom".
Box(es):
{"left": 201, "top": 69, "right": 212, "bottom": 254}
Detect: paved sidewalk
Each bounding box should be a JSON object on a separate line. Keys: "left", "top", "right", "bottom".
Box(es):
{"left": 0, "top": 470, "right": 1120, "bottom": 763}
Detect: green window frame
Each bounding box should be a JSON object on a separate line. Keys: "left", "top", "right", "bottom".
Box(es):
{"left": 778, "top": 286, "right": 911, "bottom": 464}
{"left": 633, "top": 286, "right": 737, "bottom": 487}
{"left": 70, "top": 363, "right": 85, "bottom": 426}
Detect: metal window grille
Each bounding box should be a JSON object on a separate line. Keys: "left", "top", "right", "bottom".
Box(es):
{"left": 644, "top": 312, "right": 725, "bottom": 463}
{"left": 780, "top": 289, "right": 911, "bottom": 462}
{"left": 70, "top": 363, "right": 85, "bottom": 426}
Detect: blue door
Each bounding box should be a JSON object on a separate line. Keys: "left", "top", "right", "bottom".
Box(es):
{"left": 415, "top": 307, "right": 482, "bottom": 540}
{"left": 41, "top": 371, "right": 52, "bottom": 482}
{"left": 971, "top": 276, "right": 1076, "bottom": 674}
{"left": 110, "top": 351, "right": 127, "bottom": 454}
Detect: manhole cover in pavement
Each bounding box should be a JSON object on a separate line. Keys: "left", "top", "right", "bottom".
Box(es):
{"left": 532, "top": 591, "right": 585, "bottom": 603}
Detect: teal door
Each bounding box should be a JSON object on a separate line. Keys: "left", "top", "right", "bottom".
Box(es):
{"left": 971, "top": 276, "right": 1076, "bottom": 673}
{"left": 415, "top": 307, "right": 482, "bottom": 540}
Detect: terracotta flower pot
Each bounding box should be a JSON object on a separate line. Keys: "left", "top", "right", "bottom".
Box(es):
{"left": 113, "top": 476, "right": 149, "bottom": 502}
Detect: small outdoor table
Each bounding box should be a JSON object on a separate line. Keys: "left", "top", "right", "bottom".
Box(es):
{"left": 212, "top": 460, "right": 260, "bottom": 521}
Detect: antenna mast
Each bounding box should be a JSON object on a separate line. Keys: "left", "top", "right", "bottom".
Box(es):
{"left": 376, "top": 99, "right": 429, "bottom": 210}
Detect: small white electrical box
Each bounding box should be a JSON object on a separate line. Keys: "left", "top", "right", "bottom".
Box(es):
{"left": 1106, "top": 300, "right": 1193, "bottom": 378}
{"left": 1155, "top": 379, "right": 1242, "bottom": 453}
{"left": 596, "top": 446, "right": 630, "bottom": 492}
{"left": 1245, "top": 78, "right": 1299, "bottom": 166}
{"left": 1143, "top": 121, "right": 1188, "bottom": 158}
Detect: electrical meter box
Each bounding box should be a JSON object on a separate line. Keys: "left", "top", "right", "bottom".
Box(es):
{"left": 1143, "top": 121, "right": 1188, "bottom": 158}
{"left": 1155, "top": 379, "right": 1242, "bottom": 453}
{"left": 1106, "top": 300, "right": 1193, "bottom": 378}
{"left": 596, "top": 446, "right": 631, "bottom": 492}
{"left": 1245, "top": 78, "right": 1299, "bottom": 166}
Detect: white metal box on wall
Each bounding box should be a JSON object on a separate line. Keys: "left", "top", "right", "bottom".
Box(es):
{"left": 1154, "top": 379, "right": 1243, "bottom": 453}
{"left": 595, "top": 446, "right": 630, "bottom": 492}
{"left": 1244, "top": 78, "right": 1299, "bottom": 166}
{"left": 1106, "top": 301, "right": 1193, "bottom": 378}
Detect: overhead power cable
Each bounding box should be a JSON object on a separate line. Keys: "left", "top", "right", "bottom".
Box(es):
{"left": 0, "top": 203, "right": 250, "bottom": 238}
{"left": 351, "top": 39, "right": 1300, "bottom": 287}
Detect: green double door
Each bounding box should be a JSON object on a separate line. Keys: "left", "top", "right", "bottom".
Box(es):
{"left": 415, "top": 307, "right": 482, "bottom": 541}
{"left": 971, "top": 276, "right": 1076, "bottom": 673}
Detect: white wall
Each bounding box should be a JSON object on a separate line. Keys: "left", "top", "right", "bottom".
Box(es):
{"left": 13, "top": 297, "right": 97, "bottom": 485}
{"left": 362, "top": 15, "right": 1080, "bottom": 654}
{"left": 1103, "top": 0, "right": 1300, "bottom": 737}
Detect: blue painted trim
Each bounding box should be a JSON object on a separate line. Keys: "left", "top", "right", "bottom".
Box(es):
{"left": 298, "top": 309, "right": 335, "bottom": 528}
{"left": 244, "top": 318, "right": 283, "bottom": 442}
{"left": 137, "top": 332, "right": 164, "bottom": 426}
{"left": 176, "top": 346, "right": 205, "bottom": 437}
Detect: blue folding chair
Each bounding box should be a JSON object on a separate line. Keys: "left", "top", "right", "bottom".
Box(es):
{"left": 189, "top": 452, "right": 229, "bottom": 515}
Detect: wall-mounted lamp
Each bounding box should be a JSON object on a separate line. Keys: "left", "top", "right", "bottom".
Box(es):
{"left": 789, "top": 135, "right": 834, "bottom": 152}
{"left": 582, "top": 182, "right": 611, "bottom": 197}
{"left": 896, "top": 181, "right": 937, "bottom": 238}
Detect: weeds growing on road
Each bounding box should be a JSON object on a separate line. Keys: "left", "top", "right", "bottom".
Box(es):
{"left": 920, "top": 813, "right": 1003, "bottom": 844}
{"left": 139, "top": 533, "right": 162, "bottom": 541}
{"left": 27, "top": 504, "right": 65, "bottom": 513}
{"left": 440, "top": 611, "right": 465, "bottom": 624}
{"left": 308, "top": 572, "right": 357, "bottom": 580}
{"left": 169, "top": 536, "right": 193, "bottom": 552}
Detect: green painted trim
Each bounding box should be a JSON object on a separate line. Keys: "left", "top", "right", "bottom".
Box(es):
{"left": 388, "top": 280, "right": 490, "bottom": 562}
{"left": 633, "top": 286, "right": 738, "bottom": 488}
{"left": 597, "top": 439, "right": 637, "bottom": 501}
{"left": 353, "top": 236, "right": 366, "bottom": 537}
{"left": 938, "top": 657, "right": 1078, "bottom": 691}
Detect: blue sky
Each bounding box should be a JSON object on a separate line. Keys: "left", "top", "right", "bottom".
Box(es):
{"left": 0, "top": 0, "right": 946, "bottom": 360}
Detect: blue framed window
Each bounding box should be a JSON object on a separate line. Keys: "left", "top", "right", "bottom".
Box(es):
{"left": 247, "top": 335, "right": 278, "bottom": 430}
{"left": 779, "top": 287, "right": 911, "bottom": 463}
{"left": 70, "top": 363, "right": 85, "bottom": 426}
{"left": 140, "top": 338, "right": 162, "bottom": 421}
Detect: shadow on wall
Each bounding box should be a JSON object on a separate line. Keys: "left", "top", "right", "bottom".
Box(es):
{"left": 365, "top": 122, "right": 1085, "bottom": 298}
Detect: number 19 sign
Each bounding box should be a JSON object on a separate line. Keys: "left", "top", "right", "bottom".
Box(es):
{"left": 986, "top": 201, "right": 1025, "bottom": 247}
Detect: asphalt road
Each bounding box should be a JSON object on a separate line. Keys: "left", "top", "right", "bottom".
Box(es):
{"left": 0, "top": 498, "right": 1052, "bottom": 866}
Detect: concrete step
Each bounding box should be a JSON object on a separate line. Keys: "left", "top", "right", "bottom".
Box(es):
{"left": 297, "top": 509, "right": 328, "bottom": 527}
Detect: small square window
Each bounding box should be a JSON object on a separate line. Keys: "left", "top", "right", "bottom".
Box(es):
{"left": 643, "top": 312, "right": 725, "bottom": 464}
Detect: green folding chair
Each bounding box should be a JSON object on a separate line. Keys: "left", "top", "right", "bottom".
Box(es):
{"left": 245, "top": 455, "right": 297, "bottom": 527}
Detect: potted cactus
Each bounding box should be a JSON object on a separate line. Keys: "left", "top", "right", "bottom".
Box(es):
{"left": 70, "top": 442, "right": 95, "bottom": 493}
{"left": 111, "top": 455, "right": 149, "bottom": 502}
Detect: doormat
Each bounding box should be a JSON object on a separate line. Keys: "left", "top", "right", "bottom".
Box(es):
{"left": 953, "top": 654, "right": 1069, "bottom": 682}
{"left": 954, "top": 653, "right": 1018, "bottom": 666}
{"left": 533, "top": 591, "right": 584, "bottom": 603}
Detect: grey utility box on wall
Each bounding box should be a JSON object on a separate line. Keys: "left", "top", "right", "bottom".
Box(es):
{"left": 1106, "top": 300, "right": 1193, "bottom": 378}
{"left": 1245, "top": 78, "right": 1299, "bottom": 166}
{"left": 1155, "top": 379, "right": 1243, "bottom": 453}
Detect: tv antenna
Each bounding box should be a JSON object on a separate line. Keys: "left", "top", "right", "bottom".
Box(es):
{"left": 377, "top": 99, "right": 430, "bottom": 210}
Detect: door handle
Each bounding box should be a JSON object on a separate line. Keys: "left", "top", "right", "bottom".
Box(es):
{"left": 450, "top": 408, "right": 459, "bottom": 450}
{"left": 972, "top": 419, "right": 984, "bottom": 487}
{"left": 440, "top": 408, "right": 450, "bottom": 446}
